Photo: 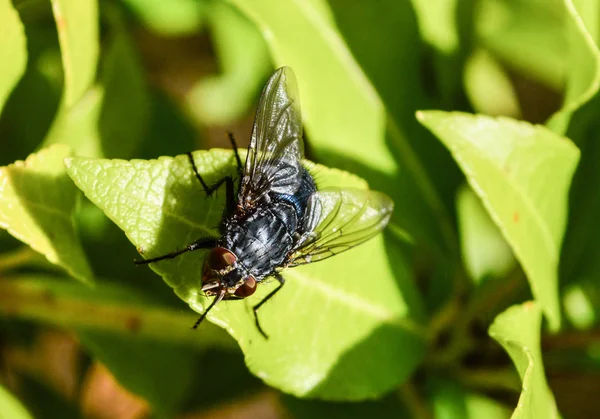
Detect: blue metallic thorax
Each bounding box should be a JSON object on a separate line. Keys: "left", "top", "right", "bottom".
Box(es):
{"left": 220, "top": 168, "right": 317, "bottom": 286}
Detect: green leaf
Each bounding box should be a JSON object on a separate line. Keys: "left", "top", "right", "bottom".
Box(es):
{"left": 463, "top": 49, "right": 522, "bottom": 118}
{"left": 44, "top": 7, "right": 149, "bottom": 158}
{"left": 65, "top": 150, "right": 427, "bottom": 400}
{"left": 546, "top": 0, "right": 600, "bottom": 134}
{"left": 98, "top": 9, "right": 150, "bottom": 159}
{"left": 0, "top": 0, "right": 27, "bottom": 115}
{"left": 559, "top": 1, "right": 600, "bottom": 294}
{"left": 230, "top": 0, "right": 455, "bottom": 255}
{"left": 418, "top": 111, "right": 580, "bottom": 330}
{"left": 489, "top": 302, "right": 560, "bottom": 418}
{"left": 51, "top": 0, "right": 99, "bottom": 108}
{"left": 563, "top": 280, "right": 597, "bottom": 330}
{"left": 0, "top": 385, "right": 33, "bottom": 419}
{"left": 428, "top": 377, "right": 512, "bottom": 419}
{"left": 456, "top": 184, "right": 516, "bottom": 284}
{"left": 476, "top": 0, "right": 567, "bottom": 90}
{"left": 78, "top": 332, "right": 196, "bottom": 416}
{"left": 121, "top": 0, "right": 205, "bottom": 35}
{"left": 0, "top": 145, "right": 93, "bottom": 283}
{"left": 187, "top": 1, "right": 271, "bottom": 125}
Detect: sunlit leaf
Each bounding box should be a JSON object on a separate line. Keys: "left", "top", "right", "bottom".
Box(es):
{"left": 65, "top": 150, "right": 427, "bottom": 400}
{"left": 0, "top": 145, "right": 92, "bottom": 283}
{"left": 50, "top": 0, "right": 99, "bottom": 108}
{"left": 0, "top": 385, "right": 32, "bottom": 419}
{"left": 489, "top": 302, "right": 560, "bottom": 418}
{"left": 0, "top": 0, "right": 27, "bottom": 115}
{"left": 547, "top": 0, "right": 600, "bottom": 133}
{"left": 418, "top": 111, "right": 579, "bottom": 330}
{"left": 463, "top": 49, "right": 522, "bottom": 118}
{"left": 121, "top": 0, "right": 205, "bottom": 35}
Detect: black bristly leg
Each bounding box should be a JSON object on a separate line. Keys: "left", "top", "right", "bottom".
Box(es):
{"left": 134, "top": 237, "right": 218, "bottom": 265}
{"left": 187, "top": 152, "right": 236, "bottom": 220}
{"left": 226, "top": 132, "right": 243, "bottom": 174}
{"left": 253, "top": 272, "right": 285, "bottom": 339}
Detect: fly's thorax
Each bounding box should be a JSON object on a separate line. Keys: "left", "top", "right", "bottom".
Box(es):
{"left": 202, "top": 247, "right": 257, "bottom": 298}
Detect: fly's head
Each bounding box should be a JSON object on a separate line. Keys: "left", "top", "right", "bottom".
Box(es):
{"left": 202, "top": 247, "right": 257, "bottom": 298}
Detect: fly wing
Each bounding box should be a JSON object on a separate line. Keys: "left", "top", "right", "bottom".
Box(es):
{"left": 286, "top": 189, "right": 394, "bottom": 267}
{"left": 238, "top": 67, "right": 304, "bottom": 207}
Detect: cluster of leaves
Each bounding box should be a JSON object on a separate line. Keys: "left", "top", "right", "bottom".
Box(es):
{"left": 1, "top": 0, "right": 600, "bottom": 418}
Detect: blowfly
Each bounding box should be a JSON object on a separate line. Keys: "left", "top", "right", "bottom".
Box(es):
{"left": 135, "top": 67, "right": 393, "bottom": 338}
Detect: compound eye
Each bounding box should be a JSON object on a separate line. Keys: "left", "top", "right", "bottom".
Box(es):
{"left": 206, "top": 247, "right": 237, "bottom": 271}
{"left": 235, "top": 275, "right": 257, "bottom": 297}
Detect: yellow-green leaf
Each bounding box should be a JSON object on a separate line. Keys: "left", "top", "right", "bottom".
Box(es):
{"left": 0, "top": 0, "right": 27, "bottom": 114}
{"left": 418, "top": 111, "right": 580, "bottom": 330}
{"left": 65, "top": 150, "right": 427, "bottom": 400}
{"left": 489, "top": 302, "right": 560, "bottom": 418}
{"left": 51, "top": 0, "right": 99, "bottom": 108}
{"left": 0, "top": 145, "right": 93, "bottom": 283}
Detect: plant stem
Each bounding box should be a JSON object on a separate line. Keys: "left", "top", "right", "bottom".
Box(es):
{"left": 398, "top": 381, "right": 433, "bottom": 419}
{"left": 451, "top": 366, "right": 521, "bottom": 393}
{"left": 0, "top": 246, "right": 38, "bottom": 273}
{"left": 0, "top": 277, "right": 234, "bottom": 350}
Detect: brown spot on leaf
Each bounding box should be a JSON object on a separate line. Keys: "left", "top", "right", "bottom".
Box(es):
{"left": 513, "top": 211, "right": 520, "bottom": 224}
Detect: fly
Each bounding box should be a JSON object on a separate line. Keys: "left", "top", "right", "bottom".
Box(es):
{"left": 135, "top": 67, "right": 393, "bottom": 338}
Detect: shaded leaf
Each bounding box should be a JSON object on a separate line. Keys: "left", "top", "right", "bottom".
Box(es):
{"left": 476, "top": 0, "right": 567, "bottom": 90}
{"left": 456, "top": 184, "right": 515, "bottom": 283}
{"left": 65, "top": 150, "right": 427, "bottom": 400}
{"left": 428, "top": 377, "right": 511, "bottom": 419}
{"left": 418, "top": 111, "right": 579, "bottom": 330}
{"left": 0, "top": 0, "right": 27, "bottom": 114}
{"left": 0, "top": 145, "right": 92, "bottom": 283}
{"left": 0, "top": 385, "right": 33, "bottom": 419}
{"left": 489, "top": 302, "right": 560, "bottom": 418}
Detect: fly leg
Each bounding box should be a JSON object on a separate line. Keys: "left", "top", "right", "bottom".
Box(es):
{"left": 134, "top": 237, "right": 218, "bottom": 265}
{"left": 226, "top": 132, "right": 243, "bottom": 175}
{"left": 253, "top": 272, "right": 285, "bottom": 339}
{"left": 187, "top": 152, "right": 236, "bottom": 221}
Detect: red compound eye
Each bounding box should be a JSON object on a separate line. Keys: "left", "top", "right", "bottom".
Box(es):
{"left": 235, "top": 275, "right": 257, "bottom": 297}
{"left": 206, "top": 247, "right": 237, "bottom": 270}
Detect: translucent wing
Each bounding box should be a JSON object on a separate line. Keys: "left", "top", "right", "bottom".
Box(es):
{"left": 286, "top": 189, "right": 394, "bottom": 267}
{"left": 238, "top": 67, "right": 304, "bottom": 207}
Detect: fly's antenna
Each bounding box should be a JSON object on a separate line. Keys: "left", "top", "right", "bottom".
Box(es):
{"left": 192, "top": 288, "right": 226, "bottom": 329}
